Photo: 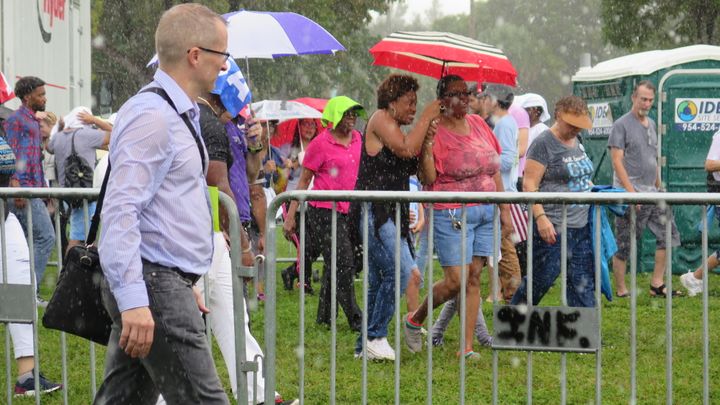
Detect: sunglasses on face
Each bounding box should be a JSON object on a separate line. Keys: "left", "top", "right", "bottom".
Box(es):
{"left": 444, "top": 91, "right": 472, "bottom": 99}
{"left": 343, "top": 110, "right": 359, "bottom": 118}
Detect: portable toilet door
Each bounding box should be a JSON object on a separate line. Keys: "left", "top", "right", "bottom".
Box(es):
{"left": 658, "top": 69, "right": 720, "bottom": 267}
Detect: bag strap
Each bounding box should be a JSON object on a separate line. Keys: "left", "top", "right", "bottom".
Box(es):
{"left": 86, "top": 85, "right": 206, "bottom": 245}
{"left": 69, "top": 129, "right": 80, "bottom": 156}
{"left": 85, "top": 160, "right": 110, "bottom": 245}
{"left": 140, "top": 87, "right": 206, "bottom": 170}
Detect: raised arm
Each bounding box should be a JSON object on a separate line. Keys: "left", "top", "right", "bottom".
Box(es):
{"left": 367, "top": 101, "right": 441, "bottom": 158}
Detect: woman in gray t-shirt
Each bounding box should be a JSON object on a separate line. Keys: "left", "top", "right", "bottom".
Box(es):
{"left": 510, "top": 96, "right": 596, "bottom": 307}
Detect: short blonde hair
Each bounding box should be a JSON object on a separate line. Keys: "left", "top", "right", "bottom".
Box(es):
{"left": 42, "top": 111, "right": 57, "bottom": 126}
{"left": 155, "top": 3, "right": 226, "bottom": 67}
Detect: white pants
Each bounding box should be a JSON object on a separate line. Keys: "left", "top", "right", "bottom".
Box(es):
{"left": 2, "top": 213, "right": 35, "bottom": 359}
{"left": 158, "top": 232, "right": 274, "bottom": 405}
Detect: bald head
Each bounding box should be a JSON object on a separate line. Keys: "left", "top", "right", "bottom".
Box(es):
{"left": 155, "top": 3, "right": 227, "bottom": 68}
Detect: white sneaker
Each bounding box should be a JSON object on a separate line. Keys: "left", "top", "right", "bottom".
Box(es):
{"left": 680, "top": 272, "right": 703, "bottom": 297}
{"left": 367, "top": 338, "right": 395, "bottom": 361}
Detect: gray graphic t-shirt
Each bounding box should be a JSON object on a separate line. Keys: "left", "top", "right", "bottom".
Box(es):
{"left": 607, "top": 112, "right": 658, "bottom": 192}
{"left": 527, "top": 130, "right": 594, "bottom": 228}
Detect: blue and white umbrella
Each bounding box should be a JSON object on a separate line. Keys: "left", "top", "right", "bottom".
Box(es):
{"left": 147, "top": 9, "right": 345, "bottom": 65}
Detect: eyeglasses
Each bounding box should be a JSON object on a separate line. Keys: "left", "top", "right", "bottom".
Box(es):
{"left": 443, "top": 91, "right": 472, "bottom": 99}
{"left": 343, "top": 110, "right": 359, "bottom": 118}
{"left": 188, "top": 46, "right": 231, "bottom": 62}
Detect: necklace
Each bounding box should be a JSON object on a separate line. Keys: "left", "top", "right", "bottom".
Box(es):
{"left": 197, "top": 96, "right": 220, "bottom": 117}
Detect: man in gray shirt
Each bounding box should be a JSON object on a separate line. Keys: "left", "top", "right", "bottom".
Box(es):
{"left": 608, "top": 80, "right": 681, "bottom": 298}
{"left": 47, "top": 107, "right": 110, "bottom": 252}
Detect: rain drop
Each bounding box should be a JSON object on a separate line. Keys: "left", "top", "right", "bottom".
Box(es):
{"left": 92, "top": 34, "right": 106, "bottom": 49}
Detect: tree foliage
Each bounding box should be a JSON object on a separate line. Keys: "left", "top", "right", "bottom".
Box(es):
{"left": 601, "top": 0, "right": 720, "bottom": 52}
{"left": 394, "top": 0, "right": 619, "bottom": 110}
{"left": 91, "top": 0, "right": 395, "bottom": 112}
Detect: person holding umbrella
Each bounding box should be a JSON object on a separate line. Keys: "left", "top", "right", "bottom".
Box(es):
{"left": 403, "top": 75, "right": 511, "bottom": 359}
{"left": 283, "top": 96, "right": 365, "bottom": 331}
{"left": 351, "top": 74, "right": 440, "bottom": 361}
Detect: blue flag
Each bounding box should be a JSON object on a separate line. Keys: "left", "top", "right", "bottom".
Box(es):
{"left": 212, "top": 59, "right": 252, "bottom": 117}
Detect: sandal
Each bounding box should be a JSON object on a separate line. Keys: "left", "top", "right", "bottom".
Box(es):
{"left": 615, "top": 291, "right": 629, "bottom": 298}
{"left": 457, "top": 350, "right": 481, "bottom": 361}
{"left": 649, "top": 284, "right": 683, "bottom": 298}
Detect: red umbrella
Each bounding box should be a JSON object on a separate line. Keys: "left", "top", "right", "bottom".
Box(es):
{"left": 369, "top": 31, "right": 517, "bottom": 86}
{"left": 271, "top": 98, "right": 327, "bottom": 147}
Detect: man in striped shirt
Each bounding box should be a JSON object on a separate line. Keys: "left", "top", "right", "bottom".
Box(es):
{"left": 95, "top": 4, "right": 230, "bottom": 404}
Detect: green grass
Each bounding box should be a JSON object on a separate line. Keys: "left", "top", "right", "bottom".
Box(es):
{"left": 2, "top": 234, "right": 720, "bottom": 404}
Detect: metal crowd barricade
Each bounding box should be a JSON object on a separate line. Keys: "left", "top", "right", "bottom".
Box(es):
{"left": 0, "top": 188, "right": 260, "bottom": 405}
{"left": 264, "top": 190, "right": 720, "bottom": 405}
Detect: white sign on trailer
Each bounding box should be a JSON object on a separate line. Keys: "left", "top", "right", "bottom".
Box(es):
{"left": 0, "top": 0, "right": 91, "bottom": 116}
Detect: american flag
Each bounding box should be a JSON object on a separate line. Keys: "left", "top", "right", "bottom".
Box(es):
{"left": 509, "top": 203, "right": 528, "bottom": 242}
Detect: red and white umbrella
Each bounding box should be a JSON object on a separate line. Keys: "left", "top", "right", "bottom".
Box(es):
{"left": 272, "top": 98, "right": 326, "bottom": 147}
{"left": 369, "top": 31, "right": 517, "bottom": 86}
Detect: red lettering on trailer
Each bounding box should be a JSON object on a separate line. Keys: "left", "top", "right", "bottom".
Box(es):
{"left": 43, "top": 0, "right": 66, "bottom": 28}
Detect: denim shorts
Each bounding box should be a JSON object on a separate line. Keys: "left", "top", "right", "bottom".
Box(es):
{"left": 69, "top": 202, "right": 97, "bottom": 240}
{"left": 433, "top": 204, "right": 495, "bottom": 266}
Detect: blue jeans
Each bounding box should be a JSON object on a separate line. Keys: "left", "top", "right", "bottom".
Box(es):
{"left": 70, "top": 202, "right": 97, "bottom": 240}
{"left": 356, "top": 210, "right": 417, "bottom": 349}
{"left": 9, "top": 198, "right": 56, "bottom": 292}
{"left": 510, "top": 224, "right": 595, "bottom": 307}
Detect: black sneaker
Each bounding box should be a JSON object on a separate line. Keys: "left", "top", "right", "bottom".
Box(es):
{"left": 432, "top": 334, "right": 444, "bottom": 347}
{"left": 14, "top": 370, "right": 62, "bottom": 397}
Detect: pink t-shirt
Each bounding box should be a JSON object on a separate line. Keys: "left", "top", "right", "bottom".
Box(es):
{"left": 302, "top": 128, "right": 361, "bottom": 214}
{"left": 426, "top": 114, "right": 502, "bottom": 209}
{"left": 509, "top": 104, "right": 532, "bottom": 175}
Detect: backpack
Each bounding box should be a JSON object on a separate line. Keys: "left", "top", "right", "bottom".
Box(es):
{"left": 64, "top": 130, "right": 94, "bottom": 208}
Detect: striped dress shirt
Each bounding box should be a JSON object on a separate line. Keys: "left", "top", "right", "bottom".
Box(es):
{"left": 99, "top": 69, "right": 213, "bottom": 312}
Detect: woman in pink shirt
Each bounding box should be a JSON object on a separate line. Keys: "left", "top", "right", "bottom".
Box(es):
{"left": 404, "top": 75, "right": 512, "bottom": 359}
{"left": 283, "top": 96, "right": 365, "bottom": 331}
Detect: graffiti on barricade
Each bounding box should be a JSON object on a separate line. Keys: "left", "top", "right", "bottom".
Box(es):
{"left": 492, "top": 305, "right": 599, "bottom": 353}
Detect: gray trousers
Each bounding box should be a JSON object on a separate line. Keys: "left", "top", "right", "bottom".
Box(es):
{"left": 430, "top": 296, "right": 493, "bottom": 346}
{"left": 94, "top": 263, "right": 229, "bottom": 405}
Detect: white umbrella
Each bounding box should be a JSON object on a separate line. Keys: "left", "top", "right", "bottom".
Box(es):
{"left": 250, "top": 100, "right": 322, "bottom": 123}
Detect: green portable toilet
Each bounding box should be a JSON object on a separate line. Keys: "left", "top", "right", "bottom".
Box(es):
{"left": 572, "top": 44, "right": 720, "bottom": 274}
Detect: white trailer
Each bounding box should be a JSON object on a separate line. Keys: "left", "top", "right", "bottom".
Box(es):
{"left": 0, "top": 0, "right": 91, "bottom": 116}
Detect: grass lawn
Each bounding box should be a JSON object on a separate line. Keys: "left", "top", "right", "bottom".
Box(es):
{"left": 2, "top": 234, "right": 719, "bottom": 404}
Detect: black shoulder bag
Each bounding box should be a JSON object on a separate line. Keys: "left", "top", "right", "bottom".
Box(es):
{"left": 64, "top": 129, "right": 95, "bottom": 208}
{"left": 42, "top": 86, "right": 206, "bottom": 345}
{"left": 42, "top": 161, "right": 112, "bottom": 345}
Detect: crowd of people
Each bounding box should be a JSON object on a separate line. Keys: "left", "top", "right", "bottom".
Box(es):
{"left": 1, "top": 2, "right": 718, "bottom": 404}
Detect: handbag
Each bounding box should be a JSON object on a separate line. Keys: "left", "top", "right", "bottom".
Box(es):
{"left": 64, "top": 129, "right": 95, "bottom": 208}
{"left": 42, "top": 159, "right": 112, "bottom": 345}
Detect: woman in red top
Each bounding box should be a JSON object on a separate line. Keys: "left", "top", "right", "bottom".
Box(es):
{"left": 404, "top": 75, "right": 512, "bottom": 359}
